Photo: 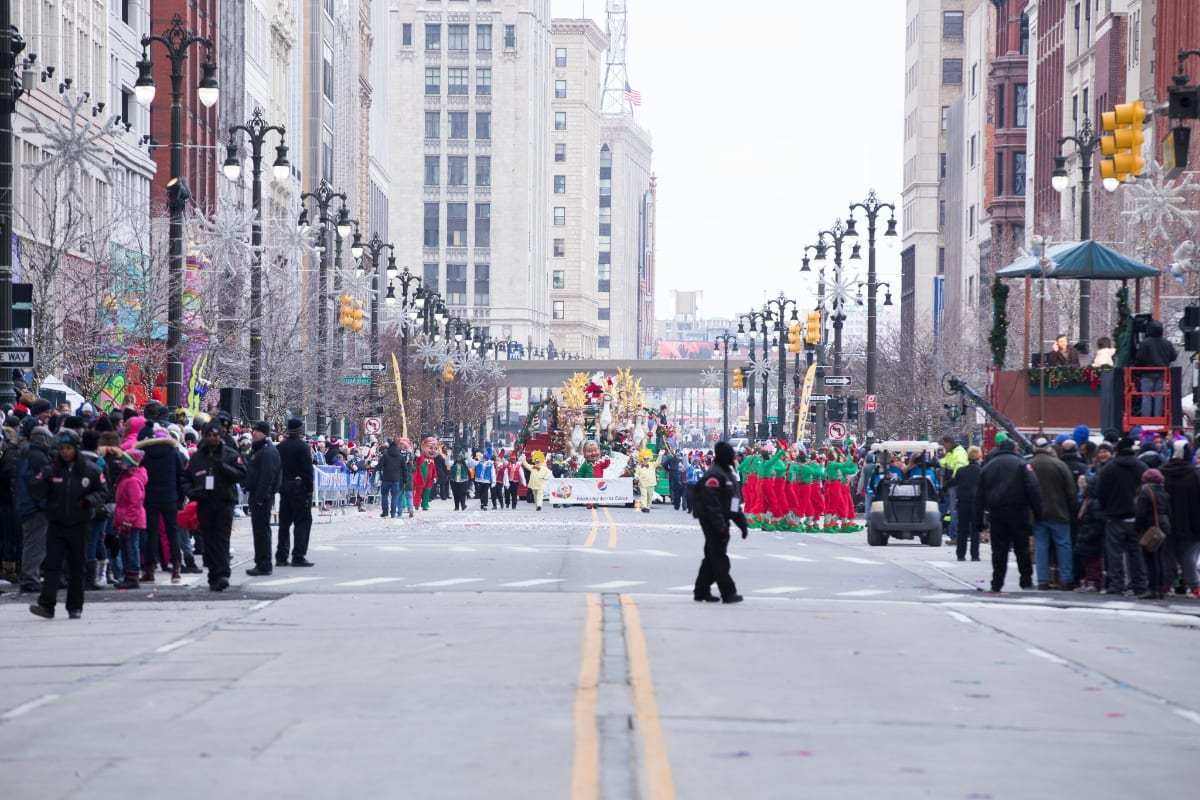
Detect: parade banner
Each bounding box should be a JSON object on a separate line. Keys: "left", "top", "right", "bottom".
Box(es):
{"left": 795, "top": 363, "right": 817, "bottom": 442}
{"left": 545, "top": 478, "right": 634, "bottom": 505}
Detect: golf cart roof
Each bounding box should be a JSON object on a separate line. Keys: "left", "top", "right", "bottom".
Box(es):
{"left": 870, "top": 441, "right": 939, "bottom": 453}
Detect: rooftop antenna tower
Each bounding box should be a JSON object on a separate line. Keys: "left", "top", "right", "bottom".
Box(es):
{"left": 601, "top": 0, "right": 631, "bottom": 115}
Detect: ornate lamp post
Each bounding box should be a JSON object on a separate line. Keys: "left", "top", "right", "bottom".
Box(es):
{"left": 298, "top": 180, "right": 350, "bottom": 435}
{"left": 713, "top": 331, "right": 739, "bottom": 442}
{"left": 762, "top": 294, "right": 799, "bottom": 439}
{"left": 361, "top": 233, "right": 395, "bottom": 417}
{"left": 847, "top": 190, "right": 897, "bottom": 442}
{"left": 384, "top": 265, "right": 424, "bottom": 409}
{"left": 738, "top": 309, "right": 770, "bottom": 438}
{"left": 136, "top": 14, "right": 219, "bottom": 411}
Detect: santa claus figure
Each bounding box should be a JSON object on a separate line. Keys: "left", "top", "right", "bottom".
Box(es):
{"left": 412, "top": 436, "right": 439, "bottom": 510}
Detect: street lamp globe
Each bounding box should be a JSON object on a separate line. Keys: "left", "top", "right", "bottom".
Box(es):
{"left": 197, "top": 61, "right": 219, "bottom": 108}
{"left": 272, "top": 145, "right": 290, "bottom": 183}
{"left": 883, "top": 218, "right": 899, "bottom": 252}
{"left": 1051, "top": 155, "right": 1070, "bottom": 193}
{"left": 134, "top": 57, "right": 156, "bottom": 106}
{"left": 1102, "top": 176, "right": 1121, "bottom": 192}
{"left": 385, "top": 284, "right": 397, "bottom": 307}
{"left": 335, "top": 209, "right": 352, "bottom": 239}
{"left": 221, "top": 144, "right": 241, "bottom": 182}
{"left": 350, "top": 231, "right": 364, "bottom": 260}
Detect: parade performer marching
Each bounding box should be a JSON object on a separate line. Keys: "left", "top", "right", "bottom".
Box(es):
{"left": 740, "top": 449, "right": 761, "bottom": 528}
{"left": 828, "top": 450, "right": 861, "bottom": 531}
{"left": 521, "top": 451, "right": 552, "bottom": 511}
{"left": 412, "top": 436, "right": 438, "bottom": 511}
{"left": 575, "top": 441, "right": 609, "bottom": 478}
{"left": 635, "top": 449, "right": 657, "bottom": 513}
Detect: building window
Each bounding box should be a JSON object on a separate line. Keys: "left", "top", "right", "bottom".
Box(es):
{"left": 555, "top": 143, "right": 566, "bottom": 162}
{"left": 448, "top": 156, "right": 467, "bottom": 186}
{"left": 970, "top": 63, "right": 978, "bottom": 97}
{"left": 969, "top": 134, "right": 976, "bottom": 168}
{"left": 1019, "top": 13, "right": 1030, "bottom": 55}
{"left": 598, "top": 336, "right": 610, "bottom": 349}
{"left": 477, "top": 24, "right": 492, "bottom": 51}
{"left": 938, "top": 247, "right": 945, "bottom": 274}
{"left": 555, "top": 79, "right": 566, "bottom": 99}
{"left": 423, "top": 203, "right": 439, "bottom": 248}
{"left": 475, "top": 203, "right": 491, "bottom": 248}
{"left": 554, "top": 112, "right": 567, "bottom": 131}
{"left": 942, "top": 58, "right": 962, "bottom": 85}
{"left": 425, "top": 155, "right": 440, "bottom": 186}
{"left": 942, "top": 10, "right": 963, "bottom": 40}
{"left": 402, "top": 23, "right": 413, "bottom": 47}
{"left": 553, "top": 207, "right": 566, "bottom": 226}
{"left": 552, "top": 300, "right": 565, "bottom": 320}
{"left": 475, "top": 156, "right": 491, "bottom": 187}
{"left": 425, "top": 66, "right": 440, "bottom": 95}
{"left": 1014, "top": 84, "right": 1028, "bottom": 127}
{"left": 476, "top": 68, "right": 491, "bottom": 95}
{"left": 938, "top": 199, "right": 946, "bottom": 230}
{"left": 939, "top": 152, "right": 947, "bottom": 180}
{"left": 424, "top": 263, "right": 439, "bottom": 293}
{"left": 597, "top": 307, "right": 610, "bottom": 321}
{"left": 474, "top": 264, "right": 490, "bottom": 306}
{"left": 598, "top": 222, "right": 610, "bottom": 237}
{"left": 447, "top": 202, "right": 468, "bottom": 247}
{"left": 448, "top": 67, "right": 468, "bottom": 95}
{"left": 323, "top": 46, "right": 334, "bottom": 99}
{"left": 555, "top": 47, "right": 567, "bottom": 67}
{"left": 996, "top": 86, "right": 1006, "bottom": 129}
{"left": 553, "top": 238, "right": 565, "bottom": 257}
{"left": 476, "top": 112, "right": 491, "bottom": 140}
{"left": 446, "top": 264, "right": 467, "bottom": 305}
{"left": 504, "top": 24, "right": 516, "bottom": 49}
{"left": 554, "top": 175, "right": 566, "bottom": 194}
{"left": 552, "top": 270, "right": 565, "bottom": 289}
{"left": 449, "top": 111, "right": 468, "bottom": 139}
{"left": 995, "top": 152, "right": 1004, "bottom": 195}
{"left": 1072, "top": 93, "right": 1078, "bottom": 130}
{"left": 598, "top": 251, "right": 611, "bottom": 266}
{"left": 448, "top": 24, "right": 469, "bottom": 52}
{"left": 425, "top": 111, "right": 440, "bottom": 139}
{"left": 425, "top": 23, "right": 441, "bottom": 51}
{"left": 968, "top": 205, "right": 976, "bottom": 238}
{"left": 1013, "top": 152, "right": 1026, "bottom": 196}
{"left": 941, "top": 105, "right": 950, "bottom": 131}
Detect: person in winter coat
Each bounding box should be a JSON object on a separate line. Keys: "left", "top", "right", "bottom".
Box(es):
{"left": 28, "top": 429, "right": 107, "bottom": 619}
{"left": 377, "top": 439, "right": 412, "bottom": 519}
{"left": 1134, "top": 468, "right": 1171, "bottom": 599}
{"left": 1030, "top": 437, "right": 1079, "bottom": 589}
{"left": 499, "top": 453, "right": 525, "bottom": 509}
{"left": 276, "top": 418, "right": 315, "bottom": 567}
{"left": 243, "top": 421, "right": 281, "bottom": 576}
{"left": 436, "top": 446, "right": 451, "bottom": 501}
{"left": 450, "top": 452, "right": 472, "bottom": 510}
{"left": 1161, "top": 443, "right": 1200, "bottom": 597}
{"left": 692, "top": 441, "right": 748, "bottom": 604}
{"left": 1075, "top": 446, "right": 1113, "bottom": 592}
{"left": 950, "top": 446, "right": 982, "bottom": 561}
{"left": 473, "top": 451, "right": 495, "bottom": 511}
{"left": 975, "top": 433, "right": 1043, "bottom": 593}
{"left": 1096, "top": 437, "right": 1149, "bottom": 595}
{"left": 1133, "top": 320, "right": 1177, "bottom": 416}
{"left": 9, "top": 424, "right": 54, "bottom": 593}
{"left": 135, "top": 426, "right": 193, "bottom": 583}
{"left": 0, "top": 424, "right": 19, "bottom": 584}
{"left": 183, "top": 423, "right": 247, "bottom": 591}
{"left": 112, "top": 450, "right": 148, "bottom": 589}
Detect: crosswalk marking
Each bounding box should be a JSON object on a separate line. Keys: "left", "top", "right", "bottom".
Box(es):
{"left": 377, "top": 546, "right": 409, "bottom": 552}
{"left": 836, "top": 589, "right": 890, "bottom": 597}
{"left": 500, "top": 578, "right": 565, "bottom": 587}
{"left": 573, "top": 547, "right": 614, "bottom": 555}
{"left": 639, "top": 549, "right": 678, "bottom": 557}
{"left": 253, "top": 576, "right": 324, "bottom": 587}
{"left": 767, "top": 554, "right": 817, "bottom": 563}
{"left": 586, "top": 580, "right": 645, "bottom": 589}
{"left": 835, "top": 557, "right": 884, "bottom": 565}
{"left": 922, "top": 592, "right": 960, "bottom": 600}
{"left": 449, "top": 546, "right": 477, "bottom": 552}
{"left": 336, "top": 577, "right": 406, "bottom": 587}
{"left": 411, "top": 578, "right": 484, "bottom": 587}
{"left": 753, "top": 586, "right": 808, "bottom": 595}
{"left": 728, "top": 553, "right": 749, "bottom": 560}
{"left": 925, "top": 560, "right": 960, "bottom": 567}
{"left": 312, "top": 545, "right": 339, "bottom": 552}
{"left": 507, "top": 546, "right": 539, "bottom": 552}
{"left": 665, "top": 585, "right": 694, "bottom": 591}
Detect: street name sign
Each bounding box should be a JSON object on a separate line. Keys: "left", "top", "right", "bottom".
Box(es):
{"left": 361, "top": 363, "right": 386, "bottom": 372}
{"left": 341, "top": 376, "right": 371, "bottom": 386}
{"left": 0, "top": 347, "right": 34, "bottom": 368}
{"left": 809, "top": 395, "right": 830, "bottom": 402}
{"left": 823, "top": 376, "right": 852, "bottom": 387}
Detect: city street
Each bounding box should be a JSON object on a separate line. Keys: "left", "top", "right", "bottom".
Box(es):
{"left": 3, "top": 502, "right": 1199, "bottom": 799}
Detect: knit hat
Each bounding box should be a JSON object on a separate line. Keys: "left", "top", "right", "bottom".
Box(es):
{"left": 994, "top": 432, "right": 1010, "bottom": 445}
{"left": 1116, "top": 436, "right": 1137, "bottom": 454}
{"left": 29, "top": 398, "right": 51, "bottom": 416}
{"left": 1072, "top": 425, "right": 1090, "bottom": 445}
{"left": 1142, "top": 468, "right": 1164, "bottom": 484}
{"left": 286, "top": 417, "right": 304, "bottom": 432}
{"left": 1174, "top": 440, "right": 1191, "bottom": 460}
{"left": 252, "top": 420, "right": 271, "bottom": 435}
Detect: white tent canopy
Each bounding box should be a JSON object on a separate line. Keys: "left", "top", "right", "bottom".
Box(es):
{"left": 38, "top": 375, "right": 86, "bottom": 412}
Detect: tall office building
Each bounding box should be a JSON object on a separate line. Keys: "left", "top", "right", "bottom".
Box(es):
{"left": 385, "top": 0, "right": 554, "bottom": 347}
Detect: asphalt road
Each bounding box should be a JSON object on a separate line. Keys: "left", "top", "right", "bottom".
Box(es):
{"left": 2, "top": 500, "right": 1199, "bottom": 799}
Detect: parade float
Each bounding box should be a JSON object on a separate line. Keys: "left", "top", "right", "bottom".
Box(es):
{"left": 517, "top": 369, "right": 672, "bottom": 506}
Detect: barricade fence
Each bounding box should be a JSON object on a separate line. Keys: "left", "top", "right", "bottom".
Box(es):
{"left": 313, "top": 467, "right": 379, "bottom": 519}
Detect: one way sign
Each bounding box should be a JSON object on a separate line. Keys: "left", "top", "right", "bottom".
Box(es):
{"left": 823, "top": 376, "right": 852, "bottom": 387}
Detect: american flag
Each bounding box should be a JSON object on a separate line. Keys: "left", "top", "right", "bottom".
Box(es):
{"left": 624, "top": 82, "right": 642, "bottom": 106}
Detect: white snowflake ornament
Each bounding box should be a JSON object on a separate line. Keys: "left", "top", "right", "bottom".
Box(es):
{"left": 23, "top": 88, "right": 120, "bottom": 197}
{"left": 700, "top": 368, "right": 723, "bottom": 389}
{"left": 747, "top": 359, "right": 773, "bottom": 382}
{"left": 191, "top": 204, "right": 260, "bottom": 278}
{"left": 1122, "top": 160, "right": 1200, "bottom": 244}
{"left": 414, "top": 336, "right": 452, "bottom": 370}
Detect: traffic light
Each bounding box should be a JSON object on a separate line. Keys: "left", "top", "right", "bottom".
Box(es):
{"left": 442, "top": 362, "right": 455, "bottom": 383}
{"left": 786, "top": 323, "right": 802, "bottom": 353}
{"left": 846, "top": 397, "right": 859, "bottom": 423}
{"left": 1100, "top": 100, "right": 1147, "bottom": 185}
{"left": 338, "top": 294, "right": 355, "bottom": 330}
{"left": 732, "top": 367, "right": 744, "bottom": 390}
{"left": 804, "top": 310, "right": 821, "bottom": 345}
{"left": 1182, "top": 305, "right": 1200, "bottom": 352}
{"left": 827, "top": 396, "right": 844, "bottom": 421}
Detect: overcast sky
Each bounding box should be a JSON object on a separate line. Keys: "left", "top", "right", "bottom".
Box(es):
{"left": 551, "top": 0, "right": 906, "bottom": 321}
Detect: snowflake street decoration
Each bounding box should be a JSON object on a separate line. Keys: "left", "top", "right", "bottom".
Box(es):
{"left": 1169, "top": 240, "right": 1197, "bottom": 283}
{"left": 1122, "top": 160, "right": 1200, "bottom": 244}
{"left": 746, "top": 359, "right": 773, "bottom": 382}
{"left": 266, "top": 212, "right": 318, "bottom": 266}
{"left": 824, "top": 270, "right": 860, "bottom": 314}
{"left": 191, "top": 204, "right": 260, "bottom": 279}
{"left": 700, "top": 368, "right": 723, "bottom": 389}
{"left": 415, "top": 336, "right": 452, "bottom": 369}
{"left": 23, "top": 88, "right": 120, "bottom": 196}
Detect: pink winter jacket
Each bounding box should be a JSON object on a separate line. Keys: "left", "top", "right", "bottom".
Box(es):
{"left": 113, "top": 466, "right": 148, "bottom": 530}
{"left": 121, "top": 416, "right": 146, "bottom": 450}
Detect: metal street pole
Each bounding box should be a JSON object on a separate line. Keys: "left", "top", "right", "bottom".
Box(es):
{"left": 298, "top": 180, "right": 349, "bottom": 436}
{"left": 0, "top": 18, "right": 25, "bottom": 406}
{"left": 366, "top": 234, "right": 394, "bottom": 417}
{"left": 1053, "top": 117, "right": 1099, "bottom": 349}
{"left": 224, "top": 108, "right": 287, "bottom": 422}
{"left": 849, "top": 192, "right": 897, "bottom": 442}
{"left": 139, "top": 15, "right": 218, "bottom": 413}
{"left": 763, "top": 294, "right": 799, "bottom": 439}
{"left": 714, "top": 331, "right": 737, "bottom": 442}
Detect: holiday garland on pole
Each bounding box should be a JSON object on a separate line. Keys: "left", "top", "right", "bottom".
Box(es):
{"left": 1113, "top": 284, "right": 1133, "bottom": 367}
{"left": 989, "top": 276, "right": 1010, "bottom": 368}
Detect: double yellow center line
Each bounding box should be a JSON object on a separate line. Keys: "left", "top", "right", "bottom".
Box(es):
{"left": 580, "top": 506, "right": 619, "bottom": 549}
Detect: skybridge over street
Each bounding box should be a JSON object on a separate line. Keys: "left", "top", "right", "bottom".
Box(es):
{"left": 495, "top": 359, "right": 749, "bottom": 388}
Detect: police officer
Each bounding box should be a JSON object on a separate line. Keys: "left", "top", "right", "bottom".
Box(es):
{"left": 975, "top": 432, "right": 1043, "bottom": 593}
{"left": 184, "top": 422, "right": 247, "bottom": 591}
{"left": 692, "top": 441, "right": 748, "bottom": 604}
{"left": 28, "top": 429, "right": 107, "bottom": 619}
{"left": 243, "top": 420, "right": 281, "bottom": 576}
{"left": 276, "top": 418, "right": 315, "bottom": 568}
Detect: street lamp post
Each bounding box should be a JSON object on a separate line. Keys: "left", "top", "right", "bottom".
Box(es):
{"left": 0, "top": 20, "right": 28, "bottom": 406}
{"left": 363, "top": 233, "right": 395, "bottom": 417}
{"left": 222, "top": 108, "right": 288, "bottom": 422}
{"left": 814, "top": 220, "right": 856, "bottom": 383}
{"left": 762, "top": 294, "right": 799, "bottom": 439}
{"left": 738, "top": 310, "right": 768, "bottom": 437}
{"left": 444, "top": 318, "right": 474, "bottom": 441}
{"left": 713, "top": 331, "right": 738, "bottom": 442}
{"left": 385, "top": 265, "right": 424, "bottom": 411}
{"left": 137, "top": 14, "right": 219, "bottom": 412}
{"left": 847, "top": 191, "right": 897, "bottom": 442}
{"left": 298, "top": 180, "right": 350, "bottom": 436}
{"left": 802, "top": 243, "right": 830, "bottom": 439}
{"left": 1052, "top": 115, "right": 1112, "bottom": 351}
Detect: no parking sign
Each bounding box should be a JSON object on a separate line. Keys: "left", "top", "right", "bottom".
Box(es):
{"left": 827, "top": 421, "right": 847, "bottom": 440}
{"left": 363, "top": 417, "right": 382, "bottom": 436}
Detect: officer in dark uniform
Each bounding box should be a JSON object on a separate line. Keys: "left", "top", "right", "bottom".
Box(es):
{"left": 692, "top": 441, "right": 748, "bottom": 604}
{"left": 183, "top": 422, "right": 247, "bottom": 591}
{"left": 276, "top": 418, "right": 315, "bottom": 568}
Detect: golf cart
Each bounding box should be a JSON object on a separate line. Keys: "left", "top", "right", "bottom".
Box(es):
{"left": 865, "top": 441, "right": 943, "bottom": 547}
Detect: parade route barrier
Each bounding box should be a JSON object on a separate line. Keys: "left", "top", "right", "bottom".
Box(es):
{"left": 545, "top": 477, "right": 634, "bottom": 505}
{"left": 313, "top": 467, "right": 378, "bottom": 519}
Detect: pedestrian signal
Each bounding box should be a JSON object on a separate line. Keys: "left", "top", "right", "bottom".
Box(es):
{"left": 1100, "top": 100, "right": 1147, "bottom": 184}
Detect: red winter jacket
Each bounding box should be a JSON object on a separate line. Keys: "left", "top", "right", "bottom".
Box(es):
{"left": 113, "top": 466, "right": 148, "bottom": 530}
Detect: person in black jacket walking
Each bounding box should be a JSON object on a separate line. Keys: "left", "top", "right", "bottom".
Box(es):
{"left": 28, "top": 429, "right": 107, "bottom": 619}
{"left": 951, "top": 446, "right": 982, "bottom": 561}
{"left": 243, "top": 421, "right": 281, "bottom": 576}
{"left": 276, "top": 418, "right": 315, "bottom": 567}
{"left": 692, "top": 441, "right": 749, "bottom": 604}
{"left": 1162, "top": 442, "right": 1200, "bottom": 597}
{"left": 377, "top": 439, "right": 412, "bottom": 518}
{"left": 1095, "top": 437, "right": 1148, "bottom": 595}
{"left": 135, "top": 429, "right": 193, "bottom": 582}
{"left": 184, "top": 423, "right": 247, "bottom": 591}
{"left": 975, "top": 433, "right": 1043, "bottom": 593}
